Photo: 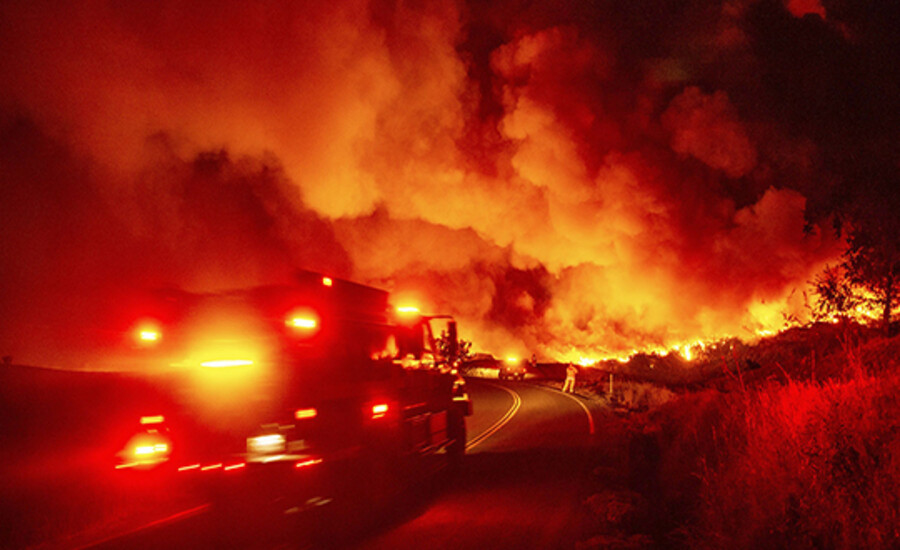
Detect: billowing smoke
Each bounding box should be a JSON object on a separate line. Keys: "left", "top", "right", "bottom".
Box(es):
{"left": 4, "top": 0, "right": 891, "bottom": 365}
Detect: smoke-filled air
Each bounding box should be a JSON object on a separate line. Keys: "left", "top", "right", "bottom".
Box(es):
{"left": 6, "top": 0, "right": 893, "bottom": 366}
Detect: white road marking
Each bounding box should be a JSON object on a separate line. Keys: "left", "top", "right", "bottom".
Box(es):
{"left": 465, "top": 383, "right": 522, "bottom": 451}
{"left": 541, "top": 385, "right": 596, "bottom": 435}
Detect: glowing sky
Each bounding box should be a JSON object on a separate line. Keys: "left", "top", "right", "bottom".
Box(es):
{"left": 2, "top": 0, "right": 897, "bottom": 363}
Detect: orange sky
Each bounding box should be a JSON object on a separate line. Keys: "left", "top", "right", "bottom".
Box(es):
{"left": 3, "top": 0, "right": 877, "bottom": 363}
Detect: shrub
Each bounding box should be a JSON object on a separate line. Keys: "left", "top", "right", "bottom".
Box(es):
{"left": 683, "top": 375, "right": 900, "bottom": 549}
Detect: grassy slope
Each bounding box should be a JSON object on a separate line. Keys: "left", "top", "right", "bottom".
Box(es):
{"left": 580, "top": 327, "right": 900, "bottom": 549}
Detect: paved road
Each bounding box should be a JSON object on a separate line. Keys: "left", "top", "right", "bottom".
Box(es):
{"left": 355, "top": 378, "right": 601, "bottom": 550}
{"left": 83, "top": 378, "right": 603, "bottom": 549}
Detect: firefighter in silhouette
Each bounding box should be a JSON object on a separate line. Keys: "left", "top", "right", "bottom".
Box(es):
{"left": 562, "top": 364, "right": 577, "bottom": 393}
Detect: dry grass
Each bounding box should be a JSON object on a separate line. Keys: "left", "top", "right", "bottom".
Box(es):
{"left": 639, "top": 354, "right": 900, "bottom": 549}
{"left": 692, "top": 375, "right": 900, "bottom": 549}
{"left": 577, "top": 379, "right": 676, "bottom": 412}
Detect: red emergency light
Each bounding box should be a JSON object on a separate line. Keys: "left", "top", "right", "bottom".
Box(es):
{"left": 371, "top": 402, "right": 390, "bottom": 419}
{"left": 285, "top": 309, "right": 321, "bottom": 337}
{"left": 288, "top": 317, "right": 317, "bottom": 329}
{"left": 133, "top": 320, "right": 163, "bottom": 347}
{"left": 295, "top": 408, "right": 318, "bottom": 420}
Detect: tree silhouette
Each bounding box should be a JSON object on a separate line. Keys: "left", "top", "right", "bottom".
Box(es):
{"left": 812, "top": 264, "right": 860, "bottom": 323}
{"left": 438, "top": 329, "right": 472, "bottom": 362}
{"left": 842, "top": 218, "right": 899, "bottom": 334}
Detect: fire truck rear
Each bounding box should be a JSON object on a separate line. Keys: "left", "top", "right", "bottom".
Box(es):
{"left": 113, "top": 272, "right": 471, "bottom": 515}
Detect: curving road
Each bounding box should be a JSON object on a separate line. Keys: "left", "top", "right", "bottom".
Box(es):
{"left": 354, "top": 378, "right": 602, "bottom": 550}
{"left": 82, "top": 378, "right": 603, "bottom": 549}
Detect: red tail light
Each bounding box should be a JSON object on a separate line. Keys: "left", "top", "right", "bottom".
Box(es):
{"left": 371, "top": 403, "right": 389, "bottom": 419}
{"left": 133, "top": 321, "right": 162, "bottom": 347}
{"left": 295, "top": 408, "right": 318, "bottom": 420}
{"left": 288, "top": 317, "right": 317, "bottom": 329}
{"left": 115, "top": 429, "right": 172, "bottom": 470}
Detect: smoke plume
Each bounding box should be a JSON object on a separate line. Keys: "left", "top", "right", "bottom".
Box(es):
{"left": 5, "top": 0, "right": 893, "bottom": 365}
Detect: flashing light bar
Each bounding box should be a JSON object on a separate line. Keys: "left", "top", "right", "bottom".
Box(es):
{"left": 396, "top": 306, "right": 420, "bottom": 315}
{"left": 140, "top": 415, "right": 165, "bottom": 425}
{"left": 200, "top": 359, "right": 253, "bottom": 368}
{"left": 295, "top": 408, "right": 318, "bottom": 420}
{"left": 139, "top": 331, "right": 160, "bottom": 342}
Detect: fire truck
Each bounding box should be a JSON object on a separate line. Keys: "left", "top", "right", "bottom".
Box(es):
{"left": 498, "top": 357, "right": 528, "bottom": 381}
{"left": 113, "top": 271, "right": 471, "bottom": 516}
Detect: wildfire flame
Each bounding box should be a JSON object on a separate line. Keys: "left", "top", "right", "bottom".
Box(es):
{"left": 5, "top": 0, "right": 882, "bottom": 368}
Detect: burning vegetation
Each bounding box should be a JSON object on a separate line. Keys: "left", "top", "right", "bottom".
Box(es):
{"left": 1, "top": 0, "right": 897, "bottom": 366}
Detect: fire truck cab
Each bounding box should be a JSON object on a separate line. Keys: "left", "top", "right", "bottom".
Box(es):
{"left": 499, "top": 357, "right": 528, "bottom": 381}
{"left": 114, "top": 272, "right": 471, "bottom": 513}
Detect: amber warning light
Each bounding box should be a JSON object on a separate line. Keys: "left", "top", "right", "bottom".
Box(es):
{"left": 395, "top": 306, "right": 421, "bottom": 320}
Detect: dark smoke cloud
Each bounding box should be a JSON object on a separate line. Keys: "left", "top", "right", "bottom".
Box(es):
{"left": 3, "top": 0, "right": 894, "bottom": 364}
{"left": 0, "top": 115, "right": 349, "bottom": 365}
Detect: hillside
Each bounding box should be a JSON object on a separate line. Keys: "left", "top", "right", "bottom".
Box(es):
{"left": 577, "top": 325, "right": 900, "bottom": 549}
